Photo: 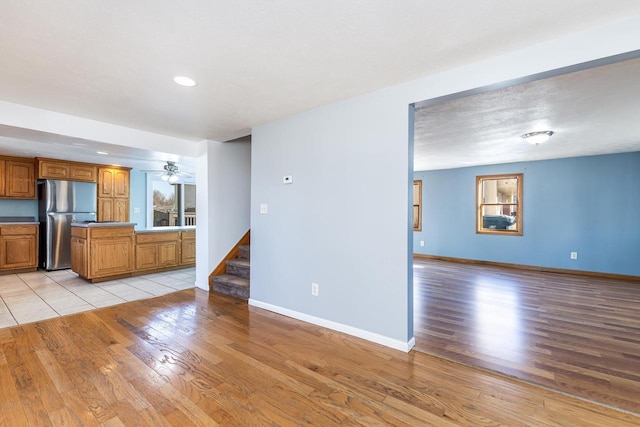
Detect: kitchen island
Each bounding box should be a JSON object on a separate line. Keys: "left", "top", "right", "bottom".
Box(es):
{"left": 70, "top": 222, "right": 195, "bottom": 282}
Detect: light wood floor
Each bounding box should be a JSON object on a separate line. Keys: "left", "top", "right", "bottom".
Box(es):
{"left": 1, "top": 288, "right": 639, "bottom": 425}
{"left": 413, "top": 257, "right": 640, "bottom": 416}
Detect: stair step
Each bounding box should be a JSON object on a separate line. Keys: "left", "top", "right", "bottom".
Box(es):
{"left": 226, "top": 258, "right": 250, "bottom": 279}
{"left": 238, "top": 245, "right": 250, "bottom": 260}
{"left": 211, "top": 274, "right": 250, "bottom": 300}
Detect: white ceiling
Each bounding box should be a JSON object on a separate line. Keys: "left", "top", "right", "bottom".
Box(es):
{"left": 414, "top": 56, "right": 640, "bottom": 171}
{"left": 1, "top": 2, "right": 640, "bottom": 172}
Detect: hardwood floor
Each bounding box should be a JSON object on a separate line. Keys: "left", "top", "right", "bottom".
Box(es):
{"left": 413, "top": 257, "right": 640, "bottom": 416}
{"left": 1, "top": 288, "right": 639, "bottom": 425}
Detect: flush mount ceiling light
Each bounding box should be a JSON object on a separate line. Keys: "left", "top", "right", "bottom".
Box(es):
{"left": 521, "top": 130, "right": 554, "bottom": 145}
{"left": 96, "top": 150, "right": 109, "bottom": 155}
{"left": 173, "top": 75, "right": 196, "bottom": 87}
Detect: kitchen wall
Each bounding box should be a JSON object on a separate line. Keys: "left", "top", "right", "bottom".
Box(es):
{"left": 413, "top": 151, "right": 640, "bottom": 277}
{"left": 0, "top": 199, "right": 37, "bottom": 219}
{"left": 129, "top": 169, "right": 147, "bottom": 229}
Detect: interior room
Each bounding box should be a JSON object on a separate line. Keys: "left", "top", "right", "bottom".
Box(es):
{"left": 411, "top": 54, "right": 640, "bottom": 413}
{"left": 1, "top": 3, "right": 640, "bottom": 425}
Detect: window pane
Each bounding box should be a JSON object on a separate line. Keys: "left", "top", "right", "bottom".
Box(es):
{"left": 184, "top": 184, "right": 196, "bottom": 226}
{"left": 480, "top": 206, "right": 516, "bottom": 230}
{"left": 153, "top": 181, "right": 177, "bottom": 227}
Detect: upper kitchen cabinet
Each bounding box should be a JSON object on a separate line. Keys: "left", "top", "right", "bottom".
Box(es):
{"left": 36, "top": 158, "right": 98, "bottom": 182}
{"left": 98, "top": 167, "right": 130, "bottom": 198}
{"left": 97, "top": 166, "right": 131, "bottom": 222}
{"left": 0, "top": 155, "right": 36, "bottom": 199}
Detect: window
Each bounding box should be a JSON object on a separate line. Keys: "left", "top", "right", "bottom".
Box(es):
{"left": 413, "top": 180, "right": 422, "bottom": 231}
{"left": 476, "top": 173, "right": 522, "bottom": 235}
{"left": 150, "top": 179, "right": 196, "bottom": 227}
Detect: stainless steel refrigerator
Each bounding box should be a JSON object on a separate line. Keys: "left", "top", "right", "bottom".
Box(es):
{"left": 38, "top": 179, "right": 97, "bottom": 270}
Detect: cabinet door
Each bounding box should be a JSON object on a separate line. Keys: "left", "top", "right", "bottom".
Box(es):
{"left": 38, "top": 161, "right": 70, "bottom": 179}
{"left": 97, "top": 198, "right": 114, "bottom": 222}
{"left": 136, "top": 244, "right": 158, "bottom": 270}
{"left": 98, "top": 168, "right": 115, "bottom": 197}
{"left": 181, "top": 237, "right": 196, "bottom": 265}
{"left": 0, "top": 235, "right": 37, "bottom": 269}
{"left": 89, "top": 237, "right": 133, "bottom": 278}
{"left": 5, "top": 160, "right": 36, "bottom": 199}
{"left": 113, "top": 198, "right": 129, "bottom": 222}
{"left": 0, "top": 160, "right": 5, "bottom": 195}
{"left": 113, "top": 169, "right": 129, "bottom": 198}
{"left": 69, "top": 165, "right": 97, "bottom": 182}
{"left": 158, "top": 241, "right": 179, "bottom": 266}
{"left": 70, "top": 237, "right": 88, "bottom": 278}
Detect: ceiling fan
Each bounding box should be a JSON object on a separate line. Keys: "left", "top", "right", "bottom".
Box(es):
{"left": 142, "top": 161, "right": 193, "bottom": 183}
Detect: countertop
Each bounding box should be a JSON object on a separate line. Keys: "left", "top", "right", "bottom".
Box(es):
{"left": 70, "top": 222, "right": 194, "bottom": 232}
{"left": 136, "top": 226, "right": 196, "bottom": 233}
{"left": 0, "top": 222, "right": 40, "bottom": 226}
{"left": 71, "top": 222, "right": 137, "bottom": 228}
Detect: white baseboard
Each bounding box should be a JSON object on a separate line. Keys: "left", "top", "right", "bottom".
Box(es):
{"left": 248, "top": 298, "right": 415, "bottom": 353}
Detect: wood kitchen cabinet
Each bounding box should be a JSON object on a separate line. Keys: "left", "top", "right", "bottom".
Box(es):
{"left": 97, "top": 166, "right": 130, "bottom": 222}
{"left": 35, "top": 158, "right": 98, "bottom": 182}
{"left": 0, "top": 156, "right": 36, "bottom": 199}
{"left": 135, "top": 231, "right": 180, "bottom": 271}
{"left": 71, "top": 225, "right": 134, "bottom": 282}
{"left": 180, "top": 230, "right": 196, "bottom": 265}
{"left": 0, "top": 224, "right": 39, "bottom": 273}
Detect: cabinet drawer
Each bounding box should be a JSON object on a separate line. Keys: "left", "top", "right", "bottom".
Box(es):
{"left": 136, "top": 232, "right": 180, "bottom": 244}
{"left": 89, "top": 226, "right": 134, "bottom": 239}
{"left": 0, "top": 225, "right": 38, "bottom": 235}
{"left": 71, "top": 227, "right": 88, "bottom": 239}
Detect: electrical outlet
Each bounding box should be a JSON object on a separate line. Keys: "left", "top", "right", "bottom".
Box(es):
{"left": 420, "top": 240, "right": 425, "bottom": 247}
{"left": 570, "top": 252, "right": 578, "bottom": 260}
{"left": 311, "top": 282, "right": 319, "bottom": 296}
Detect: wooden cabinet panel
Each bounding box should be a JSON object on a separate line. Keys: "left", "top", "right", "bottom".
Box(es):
{"left": 159, "top": 241, "right": 179, "bottom": 266}
{"left": 0, "top": 225, "right": 38, "bottom": 271}
{"left": 70, "top": 237, "right": 87, "bottom": 278}
{"left": 136, "top": 244, "right": 158, "bottom": 270}
{"left": 0, "top": 160, "right": 5, "bottom": 195}
{"left": 98, "top": 167, "right": 130, "bottom": 198}
{"left": 135, "top": 233, "right": 180, "bottom": 271}
{"left": 37, "top": 158, "right": 97, "bottom": 182}
{"left": 97, "top": 166, "right": 130, "bottom": 222}
{"left": 89, "top": 237, "right": 134, "bottom": 278}
{"left": 181, "top": 231, "right": 196, "bottom": 265}
{"left": 1, "top": 158, "right": 36, "bottom": 199}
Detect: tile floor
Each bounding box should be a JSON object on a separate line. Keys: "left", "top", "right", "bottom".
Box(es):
{"left": 0, "top": 267, "right": 196, "bottom": 328}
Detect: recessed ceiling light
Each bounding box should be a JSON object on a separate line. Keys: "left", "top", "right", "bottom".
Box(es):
{"left": 174, "top": 76, "right": 196, "bottom": 87}
{"left": 521, "top": 130, "right": 554, "bottom": 145}
{"left": 97, "top": 151, "right": 109, "bottom": 155}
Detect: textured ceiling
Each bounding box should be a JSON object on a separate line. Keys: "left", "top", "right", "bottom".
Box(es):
{"left": 1, "top": 2, "right": 640, "bottom": 172}
{"left": 414, "top": 57, "right": 640, "bottom": 171}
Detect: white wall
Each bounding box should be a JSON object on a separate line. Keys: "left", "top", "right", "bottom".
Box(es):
{"left": 249, "top": 16, "right": 640, "bottom": 351}
{"left": 195, "top": 140, "right": 251, "bottom": 290}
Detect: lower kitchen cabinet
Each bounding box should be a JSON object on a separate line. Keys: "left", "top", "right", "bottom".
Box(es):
{"left": 180, "top": 230, "right": 196, "bottom": 265}
{"left": 70, "top": 224, "right": 195, "bottom": 282}
{"left": 71, "top": 225, "right": 134, "bottom": 281}
{"left": 135, "top": 232, "right": 180, "bottom": 271}
{"left": 0, "top": 224, "right": 39, "bottom": 273}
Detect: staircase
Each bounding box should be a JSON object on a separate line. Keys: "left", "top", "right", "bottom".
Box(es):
{"left": 210, "top": 244, "right": 250, "bottom": 300}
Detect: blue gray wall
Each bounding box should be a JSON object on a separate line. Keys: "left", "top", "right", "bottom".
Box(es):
{"left": 248, "top": 18, "right": 640, "bottom": 350}
{"left": 414, "top": 152, "right": 640, "bottom": 276}
{"left": 0, "top": 199, "right": 37, "bottom": 218}
{"left": 129, "top": 169, "right": 147, "bottom": 229}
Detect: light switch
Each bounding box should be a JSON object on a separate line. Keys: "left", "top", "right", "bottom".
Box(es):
{"left": 133, "top": 207, "right": 140, "bottom": 214}
{"left": 260, "top": 203, "right": 269, "bottom": 214}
